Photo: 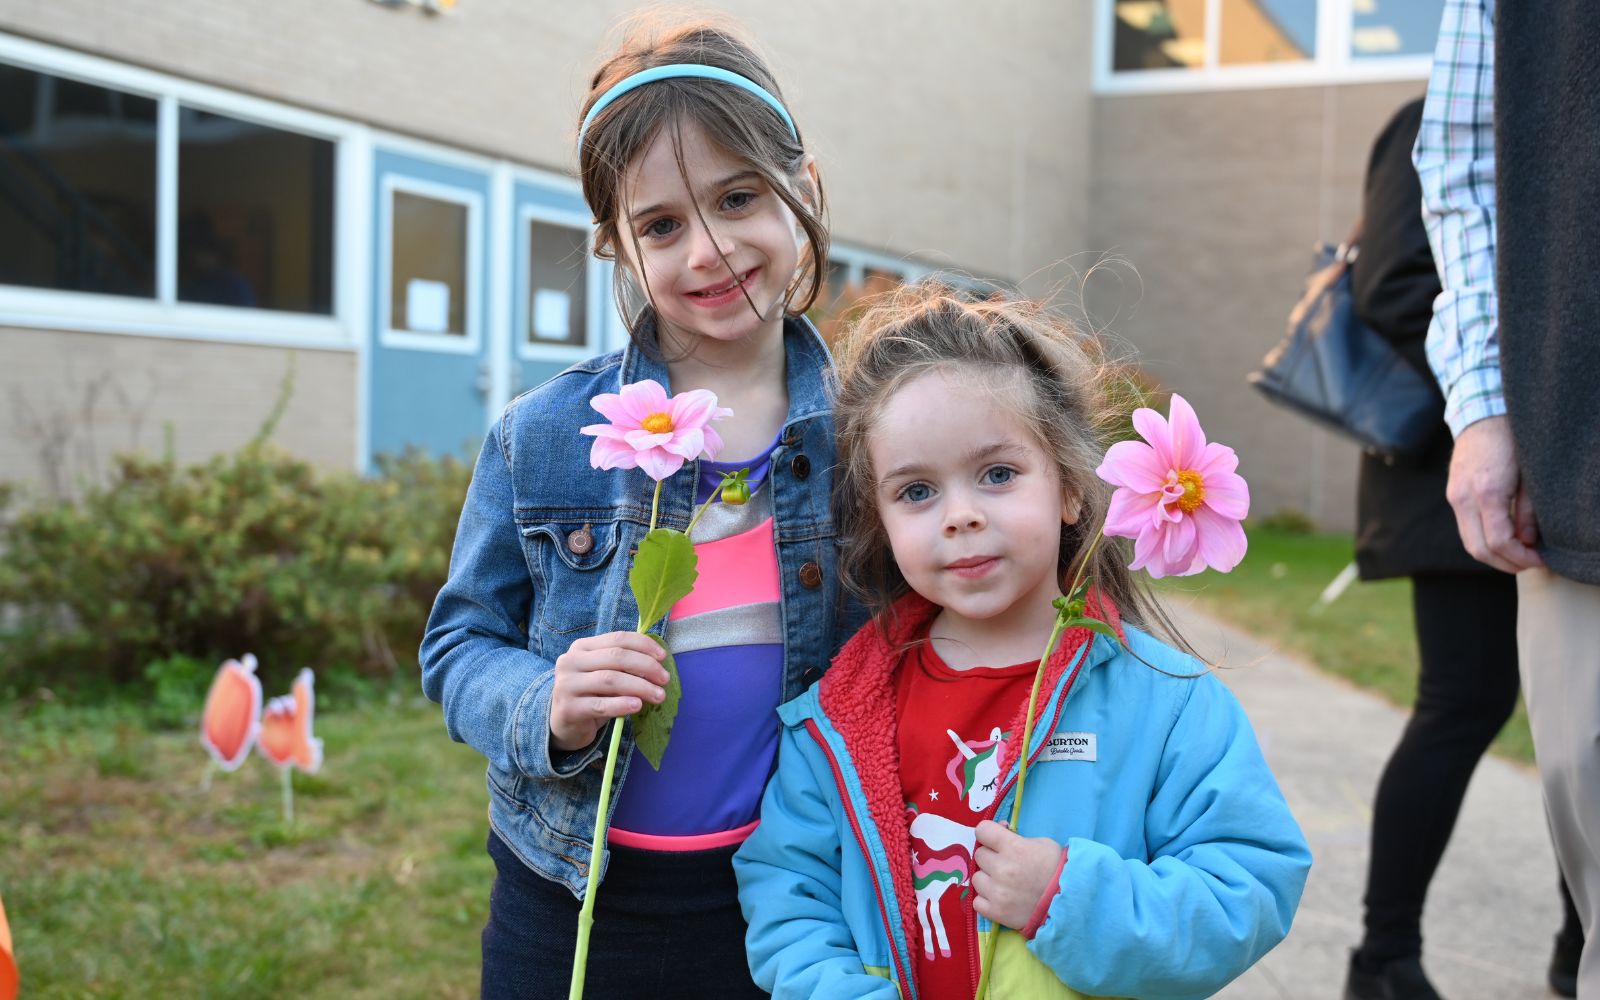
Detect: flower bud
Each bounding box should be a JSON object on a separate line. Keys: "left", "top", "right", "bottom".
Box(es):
{"left": 721, "top": 481, "right": 751, "bottom": 506}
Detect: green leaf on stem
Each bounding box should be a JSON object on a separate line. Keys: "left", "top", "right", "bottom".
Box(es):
{"left": 630, "top": 528, "right": 698, "bottom": 633}
{"left": 632, "top": 634, "right": 681, "bottom": 770}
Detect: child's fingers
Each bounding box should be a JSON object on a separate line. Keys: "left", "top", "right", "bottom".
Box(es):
{"left": 975, "top": 819, "right": 1016, "bottom": 849}
{"left": 564, "top": 638, "right": 670, "bottom": 685}
{"left": 581, "top": 693, "right": 647, "bottom": 720}
{"left": 971, "top": 885, "right": 995, "bottom": 921}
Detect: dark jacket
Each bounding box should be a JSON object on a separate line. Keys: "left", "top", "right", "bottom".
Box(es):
{"left": 1350, "top": 98, "right": 1489, "bottom": 581}
{"left": 1496, "top": 3, "right": 1600, "bottom": 584}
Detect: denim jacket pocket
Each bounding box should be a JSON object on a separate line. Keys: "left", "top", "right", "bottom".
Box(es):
{"left": 520, "top": 519, "right": 621, "bottom": 636}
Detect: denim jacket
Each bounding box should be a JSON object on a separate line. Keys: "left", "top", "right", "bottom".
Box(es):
{"left": 421, "top": 316, "right": 856, "bottom": 899}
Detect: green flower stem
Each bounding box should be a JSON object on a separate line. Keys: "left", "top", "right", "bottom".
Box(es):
{"left": 570, "top": 714, "right": 628, "bottom": 1000}
{"left": 683, "top": 477, "right": 729, "bottom": 538}
{"left": 570, "top": 479, "right": 665, "bottom": 1000}
{"left": 972, "top": 606, "right": 1070, "bottom": 1000}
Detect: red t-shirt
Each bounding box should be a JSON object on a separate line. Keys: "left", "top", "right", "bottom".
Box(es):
{"left": 896, "top": 639, "right": 1035, "bottom": 999}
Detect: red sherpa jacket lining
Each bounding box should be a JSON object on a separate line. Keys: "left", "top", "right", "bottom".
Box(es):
{"left": 816, "top": 590, "right": 1123, "bottom": 982}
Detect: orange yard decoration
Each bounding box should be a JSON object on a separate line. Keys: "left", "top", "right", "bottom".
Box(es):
{"left": 199, "top": 654, "right": 263, "bottom": 771}
{"left": 0, "top": 891, "right": 17, "bottom": 1000}
{"left": 257, "top": 668, "right": 323, "bottom": 774}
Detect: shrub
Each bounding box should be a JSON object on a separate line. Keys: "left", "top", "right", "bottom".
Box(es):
{"left": 0, "top": 442, "right": 471, "bottom": 696}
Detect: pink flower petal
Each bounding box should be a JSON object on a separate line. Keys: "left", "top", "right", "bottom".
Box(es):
{"left": 1129, "top": 524, "right": 1163, "bottom": 572}
{"left": 702, "top": 425, "right": 725, "bottom": 462}
{"left": 1201, "top": 470, "right": 1250, "bottom": 521}
{"left": 579, "top": 422, "right": 630, "bottom": 441}
{"left": 624, "top": 429, "right": 674, "bottom": 450}
{"left": 619, "top": 379, "right": 671, "bottom": 415}
{"left": 589, "top": 436, "right": 641, "bottom": 471}
{"left": 635, "top": 446, "right": 686, "bottom": 481}
{"left": 1160, "top": 515, "right": 1198, "bottom": 574}
{"left": 1131, "top": 407, "right": 1174, "bottom": 471}
{"left": 1096, "top": 440, "right": 1169, "bottom": 493}
{"left": 1190, "top": 505, "right": 1248, "bottom": 574}
{"left": 589, "top": 392, "right": 636, "bottom": 426}
{"left": 662, "top": 427, "right": 706, "bottom": 460}
{"left": 1104, "top": 487, "right": 1164, "bottom": 539}
{"left": 1193, "top": 441, "right": 1240, "bottom": 479}
{"left": 1165, "top": 394, "right": 1208, "bottom": 470}
{"left": 667, "top": 390, "right": 726, "bottom": 431}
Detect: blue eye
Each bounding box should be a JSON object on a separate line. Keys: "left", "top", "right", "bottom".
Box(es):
{"left": 983, "top": 466, "right": 1016, "bottom": 486}
{"left": 643, "top": 218, "right": 678, "bottom": 239}
{"left": 722, "top": 190, "right": 756, "bottom": 212}
{"left": 900, "top": 482, "right": 933, "bottom": 503}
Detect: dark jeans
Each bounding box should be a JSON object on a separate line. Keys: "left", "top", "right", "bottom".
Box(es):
{"left": 481, "top": 830, "right": 766, "bottom": 1000}
{"left": 1358, "top": 572, "right": 1582, "bottom": 963}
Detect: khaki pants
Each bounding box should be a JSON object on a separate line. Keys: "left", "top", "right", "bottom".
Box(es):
{"left": 1518, "top": 568, "right": 1600, "bottom": 997}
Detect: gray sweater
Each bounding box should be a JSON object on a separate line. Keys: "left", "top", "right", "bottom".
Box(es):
{"left": 1495, "top": 2, "right": 1600, "bottom": 585}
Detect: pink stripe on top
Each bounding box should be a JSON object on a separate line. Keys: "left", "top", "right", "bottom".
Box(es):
{"left": 608, "top": 819, "right": 761, "bottom": 852}
{"left": 669, "top": 516, "right": 781, "bottom": 619}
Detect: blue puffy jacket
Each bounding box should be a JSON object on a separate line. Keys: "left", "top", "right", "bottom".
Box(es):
{"left": 734, "top": 594, "right": 1311, "bottom": 999}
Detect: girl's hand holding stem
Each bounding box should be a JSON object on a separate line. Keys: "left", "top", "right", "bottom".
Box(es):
{"left": 971, "top": 820, "right": 1065, "bottom": 930}
{"left": 550, "top": 632, "right": 670, "bottom": 752}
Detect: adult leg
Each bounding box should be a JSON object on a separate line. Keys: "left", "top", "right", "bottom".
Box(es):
{"left": 1517, "top": 569, "right": 1600, "bottom": 997}
{"left": 1357, "top": 572, "right": 1520, "bottom": 966}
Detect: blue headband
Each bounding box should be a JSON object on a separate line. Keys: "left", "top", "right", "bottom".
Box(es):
{"left": 579, "top": 63, "right": 799, "bottom": 147}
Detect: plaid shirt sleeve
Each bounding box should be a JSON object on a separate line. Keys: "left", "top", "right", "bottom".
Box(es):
{"left": 1413, "top": 0, "right": 1504, "bottom": 436}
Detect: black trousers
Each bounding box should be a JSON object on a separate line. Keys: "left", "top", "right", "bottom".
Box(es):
{"left": 480, "top": 830, "right": 766, "bottom": 1000}
{"left": 1358, "top": 572, "right": 1582, "bottom": 963}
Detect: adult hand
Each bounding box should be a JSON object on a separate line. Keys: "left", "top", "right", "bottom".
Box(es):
{"left": 1446, "top": 415, "right": 1543, "bottom": 573}
{"left": 549, "top": 631, "right": 669, "bottom": 752}
{"left": 971, "top": 820, "right": 1065, "bottom": 931}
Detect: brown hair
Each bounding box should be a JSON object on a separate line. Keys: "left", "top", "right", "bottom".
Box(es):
{"left": 831, "top": 281, "right": 1189, "bottom": 650}
{"left": 578, "top": 13, "right": 828, "bottom": 347}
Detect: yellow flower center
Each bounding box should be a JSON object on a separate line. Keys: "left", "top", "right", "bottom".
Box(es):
{"left": 641, "top": 412, "right": 674, "bottom": 435}
{"left": 1173, "top": 469, "right": 1206, "bottom": 514}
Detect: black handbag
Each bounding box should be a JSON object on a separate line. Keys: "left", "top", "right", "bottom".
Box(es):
{"left": 1248, "top": 240, "right": 1443, "bottom": 460}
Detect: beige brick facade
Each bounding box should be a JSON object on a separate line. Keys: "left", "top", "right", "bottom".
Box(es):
{"left": 1088, "top": 81, "right": 1426, "bottom": 531}
{"left": 0, "top": 328, "right": 354, "bottom": 498}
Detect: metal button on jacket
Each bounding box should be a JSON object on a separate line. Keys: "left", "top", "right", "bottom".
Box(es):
{"left": 566, "top": 524, "right": 594, "bottom": 555}
{"left": 791, "top": 454, "right": 811, "bottom": 480}
{"left": 799, "top": 561, "right": 823, "bottom": 588}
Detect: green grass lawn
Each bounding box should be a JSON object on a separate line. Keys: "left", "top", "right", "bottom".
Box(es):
{"left": 0, "top": 689, "right": 493, "bottom": 998}
{"left": 1158, "top": 525, "right": 1533, "bottom": 762}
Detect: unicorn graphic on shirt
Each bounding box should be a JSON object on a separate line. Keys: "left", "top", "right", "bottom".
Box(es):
{"left": 907, "top": 805, "right": 975, "bottom": 960}
{"left": 905, "top": 727, "right": 1010, "bottom": 960}
{"left": 946, "top": 725, "right": 1007, "bottom": 812}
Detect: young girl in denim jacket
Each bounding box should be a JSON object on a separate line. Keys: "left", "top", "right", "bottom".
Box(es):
{"left": 420, "top": 16, "right": 854, "bottom": 998}
{"left": 734, "top": 285, "right": 1311, "bottom": 999}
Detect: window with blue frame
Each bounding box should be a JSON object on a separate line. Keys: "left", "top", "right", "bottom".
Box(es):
{"left": 1108, "top": 0, "right": 1445, "bottom": 80}
{"left": 0, "top": 63, "right": 158, "bottom": 298}
{"left": 0, "top": 57, "right": 337, "bottom": 315}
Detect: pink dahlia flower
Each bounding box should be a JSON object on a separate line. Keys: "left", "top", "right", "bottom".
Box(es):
{"left": 580, "top": 379, "right": 733, "bottom": 481}
{"left": 1096, "top": 394, "right": 1249, "bottom": 578}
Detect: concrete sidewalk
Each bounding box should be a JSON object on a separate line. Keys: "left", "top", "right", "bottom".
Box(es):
{"left": 1160, "top": 600, "right": 1566, "bottom": 1000}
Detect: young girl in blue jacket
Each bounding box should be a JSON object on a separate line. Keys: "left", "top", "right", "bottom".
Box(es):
{"left": 420, "top": 15, "right": 856, "bottom": 999}
{"left": 734, "top": 285, "right": 1311, "bottom": 999}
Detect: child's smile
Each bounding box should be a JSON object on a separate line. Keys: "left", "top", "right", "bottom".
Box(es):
{"left": 618, "top": 119, "right": 805, "bottom": 357}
